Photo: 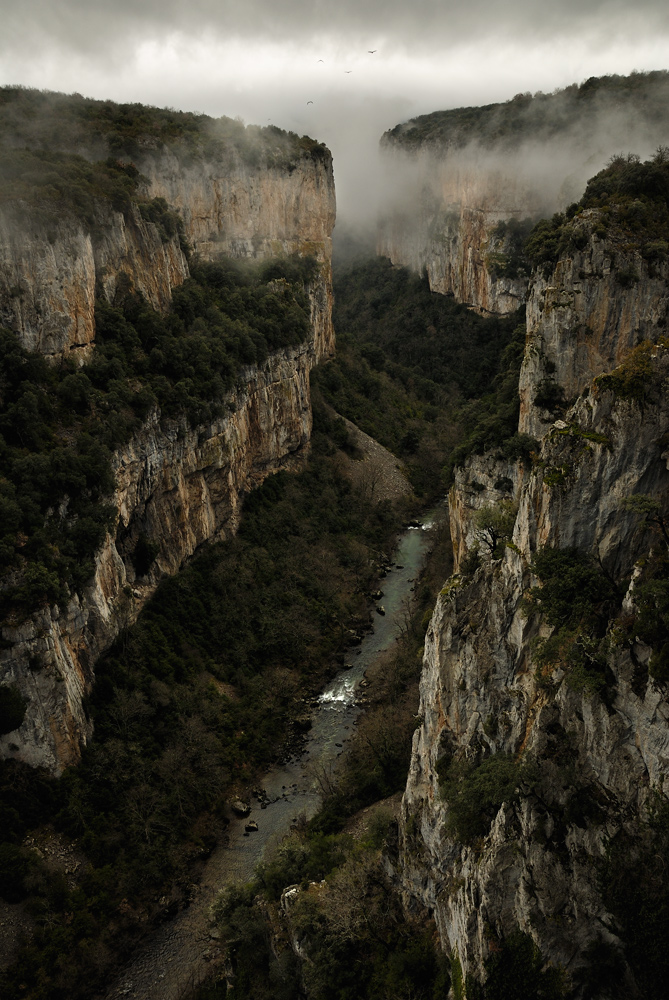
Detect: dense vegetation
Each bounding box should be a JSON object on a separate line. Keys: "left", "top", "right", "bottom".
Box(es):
{"left": 618, "top": 494, "right": 669, "bottom": 682}
{"left": 462, "top": 931, "right": 567, "bottom": 1000}
{"left": 600, "top": 795, "right": 669, "bottom": 1000}
{"left": 438, "top": 753, "right": 529, "bottom": 844}
{"left": 206, "top": 819, "right": 450, "bottom": 1000}
{"left": 382, "top": 70, "right": 669, "bottom": 153}
{"left": 0, "top": 86, "right": 329, "bottom": 188}
{"left": 523, "top": 547, "right": 621, "bottom": 695}
{"left": 0, "top": 253, "right": 315, "bottom": 617}
{"left": 314, "top": 256, "right": 525, "bottom": 495}
{"left": 525, "top": 147, "right": 669, "bottom": 273}
{"left": 0, "top": 403, "right": 411, "bottom": 1000}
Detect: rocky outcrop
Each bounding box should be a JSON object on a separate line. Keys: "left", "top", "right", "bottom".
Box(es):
{"left": 0, "top": 202, "right": 188, "bottom": 360}
{"left": 0, "top": 342, "right": 321, "bottom": 771}
{"left": 520, "top": 218, "right": 669, "bottom": 438}
{"left": 378, "top": 202, "right": 528, "bottom": 316}
{"left": 140, "top": 148, "right": 336, "bottom": 359}
{"left": 400, "top": 231, "right": 669, "bottom": 990}
{"left": 0, "top": 140, "right": 336, "bottom": 773}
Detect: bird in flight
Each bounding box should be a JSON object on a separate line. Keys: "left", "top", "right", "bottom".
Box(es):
{"left": 368, "top": 49, "right": 377, "bottom": 53}
{"left": 317, "top": 59, "right": 324, "bottom": 63}
{"left": 344, "top": 70, "right": 352, "bottom": 74}
{"left": 307, "top": 101, "right": 313, "bottom": 105}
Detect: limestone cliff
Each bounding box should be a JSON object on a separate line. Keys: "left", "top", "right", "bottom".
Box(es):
{"left": 0, "top": 145, "right": 335, "bottom": 361}
{"left": 520, "top": 215, "right": 669, "bottom": 438}
{"left": 377, "top": 160, "right": 532, "bottom": 316}
{"left": 378, "top": 72, "right": 669, "bottom": 318}
{"left": 0, "top": 201, "right": 189, "bottom": 360}
{"left": 0, "top": 129, "right": 336, "bottom": 773}
{"left": 399, "top": 220, "right": 669, "bottom": 992}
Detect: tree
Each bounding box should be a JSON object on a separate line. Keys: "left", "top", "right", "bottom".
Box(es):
{"left": 473, "top": 500, "right": 517, "bottom": 556}
{"left": 622, "top": 493, "right": 669, "bottom": 552}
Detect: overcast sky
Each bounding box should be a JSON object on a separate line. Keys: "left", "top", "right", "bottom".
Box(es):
{"left": 2, "top": 0, "right": 669, "bottom": 223}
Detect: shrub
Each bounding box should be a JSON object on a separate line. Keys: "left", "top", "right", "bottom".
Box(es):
{"left": 532, "top": 377, "right": 566, "bottom": 415}
{"left": 440, "top": 753, "right": 528, "bottom": 843}
{"left": 594, "top": 341, "right": 657, "bottom": 402}
{"left": 480, "top": 930, "right": 567, "bottom": 1000}
{"left": 524, "top": 548, "right": 620, "bottom": 693}
{"left": 601, "top": 795, "right": 669, "bottom": 999}
{"left": 0, "top": 684, "right": 27, "bottom": 736}
{"left": 0, "top": 252, "right": 316, "bottom": 616}
{"left": 0, "top": 842, "right": 34, "bottom": 903}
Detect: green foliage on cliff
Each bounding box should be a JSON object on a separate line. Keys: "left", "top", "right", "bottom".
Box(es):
{"left": 439, "top": 753, "right": 530, "bottom": 843}
{"left": 473, "top": 500, "right": 517, "bottom": 557}
{"left": 525, "top": 148, "right": 669, "bottom": 273}
{"left": 0, "top": 254, "right": 315, "bottom": 617}
{"left": 464, "top": 930, "right": 567, "bottom": 1000}
{"left": 523, "top": 548, "right": 621, "bottom": 694}
{"left": 0, "top": 327, "right": 117, "bottom": 611}
{"left": 0, "top": 414, "right": 407, "bottom": 999}
{"left": 485, "top": 218, "right": 535, "bottom": 280}
{"left": 594, "top": 339, "right": 667, "bottom": 403}
{"left": 0, "top": 87, "right": 329, "bottom": 244}
{"left": 0, "top": 148, "right": 143, "bottom": 225}
{"left": 382, "top": 71, "right": 669, "bottom": 153}
{"left": 615, "top": 497, "right": 669, "bottom": 681}
{"left": 449, "top": 323, "right": 534, "bottom": 470}
{"left": 316, "top": 254, "right": 524, "bottom": 494}
{"left": 600, "top": 795, "right": 669, "bottom": 999}
{"left": 0, "top": 684, "right": 27, "bottom": 736}
{"left": 0, "top": 85, "right": 330, "bottom": 172}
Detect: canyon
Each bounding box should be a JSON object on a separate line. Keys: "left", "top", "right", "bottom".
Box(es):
{"left": 2, "top": 79, "right": 669, "bottom": 998}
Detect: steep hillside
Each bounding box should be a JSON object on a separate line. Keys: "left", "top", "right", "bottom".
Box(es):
{"left": 0, "top": 89, "right": 335, "bottom": 773}
{"left": 378, "top": 71, "right": 669, "bottom": 317}
{"left": 399, "top": 151, "right": 669, "bottom": 995}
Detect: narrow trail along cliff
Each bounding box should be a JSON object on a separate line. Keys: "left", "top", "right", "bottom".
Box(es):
{"left": 102, "top": 518, "right": 434, "bottom": 1000}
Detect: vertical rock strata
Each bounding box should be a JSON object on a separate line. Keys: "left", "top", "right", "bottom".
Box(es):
{"left": 0, "top": 146, "right": 336, "bottom": 773}
{"left": 376, "top": 160, "right": 532, "bottom": 315}
{"left": 0, "top": 203, "right": 190, "bottom": 360}
{"left": 400, "top": 227, "right": 669, "bottom": 987}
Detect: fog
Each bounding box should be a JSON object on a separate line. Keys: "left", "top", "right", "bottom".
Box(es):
{"left": 2, "top": 0, "right": 669, "bottom": 231}
{"left": 369, "top": 74, "right": 669, "bottom": 247}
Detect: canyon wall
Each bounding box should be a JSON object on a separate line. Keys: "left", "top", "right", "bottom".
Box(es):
{"left": 376, "top": 155, "right": 534, "bottom": 316}
{"left": 399, "top": 216, "right": 669, "bottom": 991}
{"left": 0, "top": 142, "right": 336, "bottom": 773}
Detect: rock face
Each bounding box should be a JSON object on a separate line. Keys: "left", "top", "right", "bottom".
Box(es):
{"left": 400, "top": 227, "right": 669, "bottom": 990}
{"left": 0, "top": 146, "right": 335, "bottom": 361}
{"left": 0, "top": 202, "right": 189, "bottom": 360}
{"left": 376, "top": 158, "right": 533, "bottom": 315}
{"left": 0, "top": 144, "right": 335, "bottom": 773}
{"left": 520, "top": 221, "right": 669, "bottom": 437}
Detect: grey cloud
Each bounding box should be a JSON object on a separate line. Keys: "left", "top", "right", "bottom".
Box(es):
{"left": 3, "top": 0, "right": 669, "bottom": 59}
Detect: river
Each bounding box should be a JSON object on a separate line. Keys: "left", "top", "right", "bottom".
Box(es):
{"left": 103, "top": 512, "right": 436, "bottom": 1000}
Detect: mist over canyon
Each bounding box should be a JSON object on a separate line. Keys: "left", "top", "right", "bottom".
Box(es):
{"left": 1, "top": 72, "right": 669, "bottom": 1000}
